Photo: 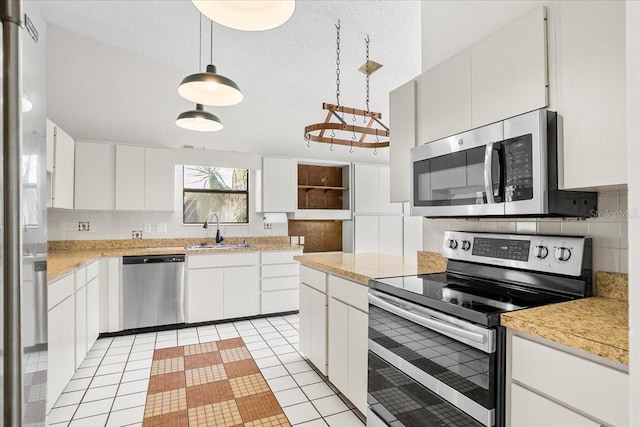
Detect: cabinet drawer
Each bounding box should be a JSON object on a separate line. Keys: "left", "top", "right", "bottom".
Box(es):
{"left": 188, "top": 252, "right": 259, "bottom": 269}
{"left": 262, "top": 276, "right": 299, "bottom": 292}
{"left": 74, "top": 267, "right": 86, "bottom": 290}
{"left": 86, "top": 260, "right": 99, "bottom": 282}
{"left": 262, "top": 263, "right": 299, "bottom": 278}
{"left": 261, "top": 250, "right": 302, "bottom": 265}
{"left": 328, "top": 275, "right": 368, "bottom": 312}
{"left": 262, "top": 289, "right": 299, "bottom": 314}
{"left": 49, "top": 273, "right": 75, "bottom": 309}
{"left": 300, "top": 266, "right": 327, "bottom": 293}
{"left": 512, "top": 335, "right": 628, "bottom": 427}
{"left": 511, "top": 383, "right": 600, "bottom": 427}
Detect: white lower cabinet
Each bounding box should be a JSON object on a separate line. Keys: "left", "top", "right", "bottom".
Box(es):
{"left": 299, "top": 267, "right": 328, "bottom": 375}
{"left": 47, "top": 295, "right": 75, "bottom": 413}
{"left": 186, "top": 253, "right": 260, "bottom": 323}
{"left": 74, "top": 285, "right": 87, "bottom": 369}
{"left": 327, "top": 275, "right": 368, "bottom": 414}
{"left": 260, "top": 250, "right": 302, "bottom": 314}
{"left": 86, "top": 277, "right": 100, "bottom": 351}
{"left": 508, "top": 332, "right": 629, "bottom": 427}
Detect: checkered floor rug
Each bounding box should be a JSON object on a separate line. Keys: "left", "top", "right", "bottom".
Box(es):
{"left": 142, "top": 338, "right": 291, "bottom": 426}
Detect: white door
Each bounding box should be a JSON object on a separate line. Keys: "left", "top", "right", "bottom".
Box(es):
{"left": 403, "top": 216, "right": 424, "bottom": 256}
{"left": 262, "top": 156, "right": 295, "bottom": 212}
{"left": 224, "top": 266, "right": 259, "bottom": 318}
{"left": 299, "top": 283, "right": 312, "bottom": 360}
{"left": 328, "top": 297, "right": 349, "bottom": 396}
{"left": 86, "top": 278, "right": 100, "bottom": 351}
{"left": 378, "top": 166, "right": 403, "bottom": 214}
{"left": 378, "top": 216, "right": 403, "bottom": 256}
{"left": 389, "top": 80, "right": 416, "bottom": 203}
{"left": 52, "top": 126, "right": 75, "bottom": 209}
{"left": 74, "top": 141, "right": 115, "bottom": 210}
{"left": 348, "top": 307, "right": 368, "bottom": 414}
{"left": 310, "top": 286, "right": 328, "bottom": 376}
{"left": 354, "top": 215, "right": 379, "bottom": 253}
{"left": 144, "top": 147, "right": 175, "bottom": 211}
{"left": 187, "top": 268, "right": 224, "bottom": 323}
{"left": 74, "top": 286, "right": 87, "bottom": 369}
{"left": 354, "top": 164, "right": 379, "bottom": 214}
{"left": 115, "top": 145, "right": 145, "bottom": 210}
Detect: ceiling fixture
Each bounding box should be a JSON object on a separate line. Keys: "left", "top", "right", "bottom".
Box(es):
{"left": 304, "top": 21, "right": 390, "bottom": 154}
{"left": 191, "top": 0, "right": 295, "bottom": 32}
{"left": 176, "top": 104, "right": 224, "bottom": 132}
{"left": 177, "top": 16, "right": 243, "bottom": 106}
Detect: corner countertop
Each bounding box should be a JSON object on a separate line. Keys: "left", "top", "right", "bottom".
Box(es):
{"left": 47, "top": 237, "right": 302, "bottom": 283}
{"left": 501, "top": 272, "right": 629, "bottom": 366}
{"left": 294, "top": 251, "right": 447, "bottom": 285}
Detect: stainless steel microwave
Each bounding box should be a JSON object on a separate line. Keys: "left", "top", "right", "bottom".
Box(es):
{"left": 411, "top": 109, "right": 597, "bottom": 218}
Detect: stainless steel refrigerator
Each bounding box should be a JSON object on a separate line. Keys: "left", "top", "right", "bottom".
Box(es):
{"left": 2, "top": 0, "right": 48, "bottom": 425}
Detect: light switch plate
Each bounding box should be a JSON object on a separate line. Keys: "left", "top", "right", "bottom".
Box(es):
{"left": 291, "top": 236, "right": 299, "bottom": 245}
{"left": 300, "top": 236, "right": 305, "bottom": 244}
{"left": 156, "top": 223, "right": 167, "bottom": 233}
{"left": 143, "top": 223, "right": 152, "bottom": 233}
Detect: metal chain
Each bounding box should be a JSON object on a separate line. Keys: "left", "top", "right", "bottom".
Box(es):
{"left": 336, "top": 20, "right": 341, "bottom": 107}
{"left": 365, "top": 35, "right": 370, "bottom": 113}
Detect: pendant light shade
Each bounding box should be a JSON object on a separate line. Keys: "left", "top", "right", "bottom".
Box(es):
{"left": 176, "top": 104, "right": 224, "bottom": 132}
{"left": 178, "top": 64, "right": 243, "bottom": 106}
{"left": 192, "top": 1, "right": 295, "bottom": 31}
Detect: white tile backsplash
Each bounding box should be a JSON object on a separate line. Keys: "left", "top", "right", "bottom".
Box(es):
{"left": 422, "top": 191, "right": 629, "bottom": 274}
{"left": 48, "top": 167, "right": 287, "bottom": 241}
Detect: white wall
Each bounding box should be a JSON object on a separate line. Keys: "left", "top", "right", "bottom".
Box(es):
{"left": 47, "top": 25, "right": 389, "bottom": 165}
{"left": 423, "top": 191, "right": 629, "bottom": 274}
{"left": 48, "top": 163, "right": 286, "bottom": 241}
{"left": 626, "top": 1, "right": 640, "bottom": 425}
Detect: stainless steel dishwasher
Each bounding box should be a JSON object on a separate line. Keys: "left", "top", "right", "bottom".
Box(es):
{"left": 122, "top": 254, "right": 185, "bottom": 330}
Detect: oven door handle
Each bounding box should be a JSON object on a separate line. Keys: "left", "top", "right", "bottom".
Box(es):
{"left": 369, "top": 293, "right": 487, "bottom": 345}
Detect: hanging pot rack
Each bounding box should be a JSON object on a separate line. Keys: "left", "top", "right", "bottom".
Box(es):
{"left": 304, "top": 21, "right": 390, "bottom": 152}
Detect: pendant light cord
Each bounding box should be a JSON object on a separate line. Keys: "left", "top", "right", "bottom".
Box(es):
{"left": 210, "top": 20, "right": 214, "bottom": 64}
{"left": 199, "top": 14, "right": 202, "bottom": 71}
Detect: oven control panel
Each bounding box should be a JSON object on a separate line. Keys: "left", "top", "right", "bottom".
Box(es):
{"left": 442, "top": 231, "right": 591, "bottom": 277}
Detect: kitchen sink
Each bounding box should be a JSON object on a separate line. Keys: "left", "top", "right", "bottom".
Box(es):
{"left": 184, "top": 243, "right": 252, "bottom": 250}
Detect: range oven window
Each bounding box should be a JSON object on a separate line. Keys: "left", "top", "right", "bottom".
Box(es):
{"left": 368, "top": 300, "right": 501, "bottom": 427}
{"left": 413, "top": 146, "right": 500, "bottom": 207}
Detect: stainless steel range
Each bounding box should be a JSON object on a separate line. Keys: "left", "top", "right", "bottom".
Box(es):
{"left": 367, "top": 231, "right": 592, "bottom": 427}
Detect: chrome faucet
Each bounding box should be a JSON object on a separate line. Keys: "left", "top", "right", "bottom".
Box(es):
{"left": 203, "top": 212, "right": 224, "bottom": 244}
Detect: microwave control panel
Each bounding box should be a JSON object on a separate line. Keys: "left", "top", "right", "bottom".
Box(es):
{"left": 442, "top": 231, "right": 590, "bottom": 277}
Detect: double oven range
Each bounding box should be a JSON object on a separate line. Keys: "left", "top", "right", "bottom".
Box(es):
{"left": 367, "top": 231, "right": 592, "bottom": 427}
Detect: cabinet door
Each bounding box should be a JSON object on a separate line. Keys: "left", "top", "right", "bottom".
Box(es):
{"left": 262, "top": 156, "right": 295, "bottom": 212}
{"left": 47, "top": 296, "right": 75, "bottom": 411}
{"left": 378, "top": 166, "right": 403, "bottom": 214}
{"left": 403, "top": 216, "right": 423, "bottom": 256}
{"left": 52, "top": 125, "right": 75, "bottom": 209}
{"left": 348, "top": 307, "right": 368, "bottom": 414}
{"left": 511, "top": 384, "right": 600, "bottom": 427}
{"left": 299, "top": 284, "right": 313, "bottom": 360}
{"left": 378, "top": 216, "right": 403, "bottom": 256}
{"left": 224, "top": 266, "right": 259, "bottom": 318}
{"left": 74, "top": 141, "right": 115, "bottom": 210}
{"left": 115, "top": 145, "right": 145, "bottom": 210}
{"left": 46, "top": 118, "right": 55, "bottom": 173}
{"left": 471, "top": 6, "right": 547, "bottom": 128}
{"left": 310, "top": 286, "right": 328, "bottom": 376}
{"left": 389, "top": 80, "right": 416, "bottom": 203}
{"left": 328, "top": 297, "right": 349, "bottom": 396}
{"left": 558, "top": 1, "right": 626, "bottom": 188}
{"left": 418, "top": 49, "right": 472, "bottom": 144}
{"left": 144, "top": 147, "right": 174, "bottom": 211}
{"left": 75, "top": 286, "right": 87, "bottom": 369}
{"left": 353, "top": 164, "right": 379, "bottom": 214}
{"left": 187, "top": 268, "right": 224, "bottom": 323}
{"left": 354, "top": 215, "right": 379, "bottom": 253}
{"left": 86, "top": 277, "right": 100, "bottom": 352}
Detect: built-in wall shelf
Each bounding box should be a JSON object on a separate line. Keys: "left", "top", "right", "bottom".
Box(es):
{"left": 297, "top": 164, "right": 349, "bottom": 210}
{"left": 298, "top": 185, "right": 348, "bottom": 192}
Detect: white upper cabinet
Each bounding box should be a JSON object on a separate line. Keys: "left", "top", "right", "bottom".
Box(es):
{"left": 557, "top": 1, "right": 627, "bottom": 189}
{"left": 417, "top": 49, "right": 472, "bottom": 144}
{"left": 115, "top": 145, "right": 145, "bottom": 210}
{"left": 471, "top": 6, "right": 548, "bottom": 128}
{"left": 74, "top": 141, "right": 115, "bottom": 210}
{"left": 389, "top": 80, "right": 416, "bottom": 202}
{"left": 49, "top": 121, "right": 75, "bottom": 209}
{"left": 260, "top": 156, "right": 295, "bottom": 212}
{"left": 46, "top": 118, "right": 55, "bottom": 173}
{"left": 353, "top": 164, "right": 402, "bottom": 215}
{"left": 144, "top": 147, "right": 175, "bottom": 211}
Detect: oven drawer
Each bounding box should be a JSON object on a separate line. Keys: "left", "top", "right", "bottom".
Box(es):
{"left": 368, "top": 352, "right": 484, "bottom": 427}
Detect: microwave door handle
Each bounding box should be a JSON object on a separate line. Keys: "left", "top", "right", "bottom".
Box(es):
{"left": 368, "top": 293, "right": 487, "bottom": 345}
{"left": 484, "top": 143, "right": 495, "bottom": 204}
{"left": 493, "top": 143, "right": 505, "bottom": 201}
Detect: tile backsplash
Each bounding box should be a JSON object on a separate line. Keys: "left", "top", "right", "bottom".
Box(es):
{"left": 47, "top": 167, "right": 287, "bottom": 241}
{"left": 422, "top": 191, "right": 629, "bottom": 274}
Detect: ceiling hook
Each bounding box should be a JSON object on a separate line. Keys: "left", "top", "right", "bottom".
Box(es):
{"left": 352, "top": 112, "right": 357, "bottom": 122}
{"left": 374, "top": 147, "right": 378, "bottom": 156}
{"left": 330, "top": 137, "right": 334, "bottom": 151}
{"left": 352, "top": 126, "right": 357, "bottom": 140}
{"left": 350, "top": 141, "right": 354, "bottom": 154}
{"left": 335, "top": 20, "right": 340, "bottom": 30}
{"left": 330, "top": 129, "right": 335, "bottom": 138}
{"left": 304, "top": 135, "right": 311, "bottom": 147}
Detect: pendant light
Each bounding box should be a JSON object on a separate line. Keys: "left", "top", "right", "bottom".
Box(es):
{"left": 178, "top": 18, "right": 243, "bottom": 106}
{"left": 192, "top": 0, "right": 295, "bottom": 32}
{"left": 176, "top": 104, "right": 224, "bottom": 132}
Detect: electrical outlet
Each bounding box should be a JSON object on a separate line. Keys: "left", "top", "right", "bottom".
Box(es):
{"left": 132, "top": 230, "right": 143, "bottom": 239}
{"left": 300, "top": 236, "right": 305, "bottom": 245}
{"left": 143, "top": 223, "right": 152, "bottom": 233}
{"left": 156, "top": 223, "right": 167, "bottom": 233}
{"left": 291, "top": 236, "right": 299, "bottom": 245}
{"left": 78, "top": 221, "right": 90, "bottom": 232}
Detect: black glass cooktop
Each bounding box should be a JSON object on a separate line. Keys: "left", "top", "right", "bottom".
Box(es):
{"left": 370, "top": 273, "right": 574, "bottom": 327}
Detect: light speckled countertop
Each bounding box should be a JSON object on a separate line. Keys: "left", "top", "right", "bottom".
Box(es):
{"left": 501, "top": 272, "right": 629, "bottom": 365}
{"left": 48, "top": 237, "right": 301, "bottom": 283}
{"left": 294, "top": 251, "right": 447, "bottom": 285}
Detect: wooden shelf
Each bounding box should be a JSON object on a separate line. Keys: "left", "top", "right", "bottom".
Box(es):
{"left": 298, "top": 185, "right": 348, "bottom": 192}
